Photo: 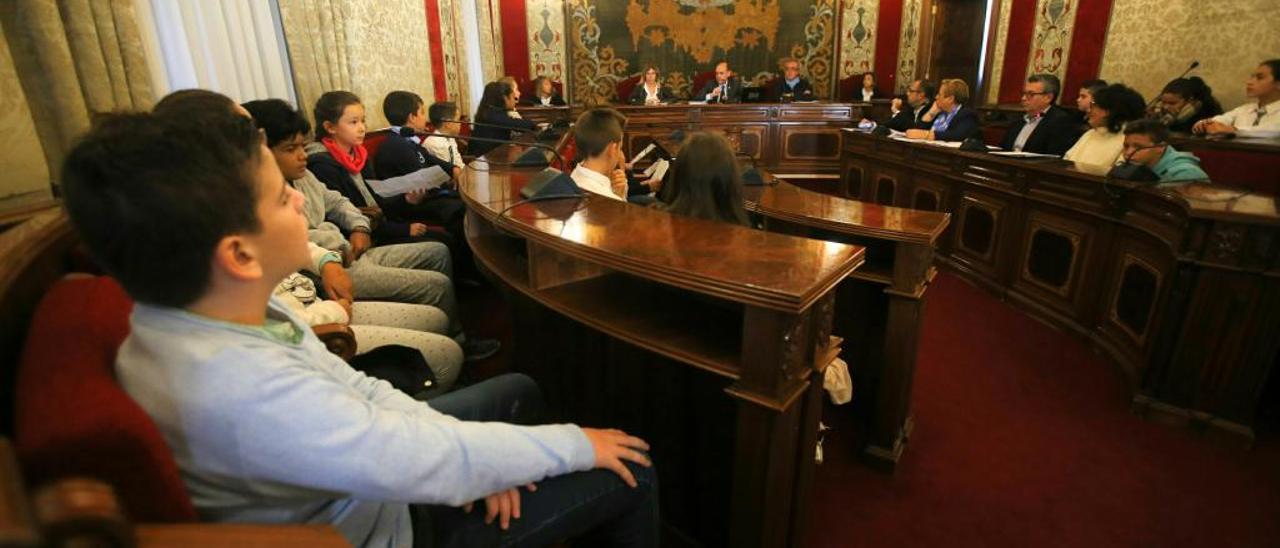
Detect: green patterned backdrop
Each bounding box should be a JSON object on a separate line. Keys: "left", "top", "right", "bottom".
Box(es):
{"left": 570, "top": 0, "right": 837, "bottom": 104}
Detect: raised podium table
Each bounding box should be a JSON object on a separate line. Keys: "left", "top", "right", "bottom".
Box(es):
{"left": 840, "top": 130, "right": 1280, "bottom": 443}
{"left": 744, "top": 180, "right": 951, "bottom": 470}
{"left": 519, "top": 102, "right": 868, "bottom": 173}
{"left": 460, "top": 146, "right": 865, "bottom": 547}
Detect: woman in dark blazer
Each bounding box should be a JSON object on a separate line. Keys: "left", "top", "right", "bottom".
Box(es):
{"left": 628, "top": 65, "right": 675, "bottom": 105}
{"left": 905, "top": 78, "right": 980, "bottom": 142}
{"left": 857, "top": 72, "right": 882, "bottom": 102}
{"left": 470, "top": 81, "right": 538, "bottom": 157}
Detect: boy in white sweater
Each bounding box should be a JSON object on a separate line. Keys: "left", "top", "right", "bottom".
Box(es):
{"left": 59, "top": 110, "right": 656, "bottom": 547}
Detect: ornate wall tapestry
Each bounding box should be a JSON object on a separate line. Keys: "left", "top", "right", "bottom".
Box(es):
{"left": 527, "top": 0, "right": 568, "bottom": 88}
{"left": 837, "top": 0, "right": 879, "bottom": 80}
{"left": 475, "top": 0, "right": 506, "bottom": 83}
{"left": 568, "top": 0, "right": 837, "bottom": 104}
{"left": 1027, "top": 0, "right": 1078, "bottom": 79}
{"left": 986, "top": 0, "right": 1014, "bottom": 103}
{"left": 895, "top": 0, "right": 921, "bottom": 88}
{"left": 436, "top": 0, "right": 470, "bottom": 110}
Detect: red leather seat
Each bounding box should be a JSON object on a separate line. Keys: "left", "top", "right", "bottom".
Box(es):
{"left": 14, "top": 276, "right": 198, "bottom": 522}
{"left": 615, "top": 74, "right": 642, "bottom": 104}
{"left": 690, "top": 71, "right": 717, "bottom": 100}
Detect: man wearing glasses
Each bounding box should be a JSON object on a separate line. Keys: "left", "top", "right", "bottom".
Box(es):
{"left": 1120, "top": 119, "right": 1209, "bottom": 183}
{"left": 1000, "top": 74, "right": 1081, "bottom": 156}
{"left": 884, "top": 79, "right": 936, "bottom": 131}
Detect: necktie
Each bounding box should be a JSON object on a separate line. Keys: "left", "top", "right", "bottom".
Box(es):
{"left": 1254, "top": 107, "right": 1266, "bottom": 126}
{"left": 720, "top": 84, "right": 726, "bottom": 102}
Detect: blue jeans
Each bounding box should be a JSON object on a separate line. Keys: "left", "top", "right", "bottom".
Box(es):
{"left": 413, "top": 374, "right": 659, "bottom": 547}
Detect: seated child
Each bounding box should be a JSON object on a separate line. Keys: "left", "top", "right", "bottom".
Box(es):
{"left": 657, "top": 131, "right": 750, "bottom": 225}
{"left": 60, "top": 110, "right": 657, "bottom": 548}
{"left": 570, "top": 108, "right": 630, "bottom": 202}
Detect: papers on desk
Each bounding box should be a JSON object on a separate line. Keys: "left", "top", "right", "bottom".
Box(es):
{"left": 367, "top": 166, "right": 450, "bottom": 198}
{"left": 990, "top": 150, "right": 1061, "bottom": 159}
{"left": 687, "top": 100, "right": 708, "bottom": 105}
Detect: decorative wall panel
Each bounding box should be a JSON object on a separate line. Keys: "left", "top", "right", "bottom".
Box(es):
{"left": 837, "top": 0, "right": 879, "bottom": 79}
{"left": 476, "top": 0, "right": 506, "bottom": 82}
{"left": 568, "top": 0, "right": 838, "bottom": 104}
{"left": 435, "top": 0, "right": 469, "bottom": 109}
{"left": 986, "top": 0, "right": 1014, "bottom": 103}
{"left": 894, "top": 0, "right": 921, "bottom": 90}
{"left": 527, "top": 0, "right": 568, "bottom": 86}
{"left": 1026, "top": 0, "right": 1079, "bottom": 80}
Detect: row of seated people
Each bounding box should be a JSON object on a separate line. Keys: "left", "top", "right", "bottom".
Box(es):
{"left": 36, "top": 88, "right": 660, "bottom": 547}
{"left": 863, "top": 59, "right": 1280, "bottom": 184}
{"left": 513, "top": 58, "right": 833, "bottom": 106}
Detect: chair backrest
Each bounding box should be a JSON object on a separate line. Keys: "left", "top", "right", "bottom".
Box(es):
{"left": 362, "top": 129, "right": 395, "bottom": 166}
{"left": 838, "top": 75, "right": 861, "bottom": 102}
{"left": 0, "top": 210, "right": 197, "bottom": 523}
{"left": 14, "top": 274, "right": 198, "bottom": 523}
{"left": 691, "top": 71, "right": 717, "bottom": 99}
{"left": 615, "top": 74, "right": 642, "bottom": 104}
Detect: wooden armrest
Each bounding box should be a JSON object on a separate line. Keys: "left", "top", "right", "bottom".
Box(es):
{"left": 135, "top": 524, "right": 350, "bottom": 548}
{"left": 0, "top": 439, "right": 38, "bottom": 547}
{"left": 31, "top": 478, "right": 134, "bottom": 548}
{"left": 357, "top": 207, "right": 383, "bottom": 230}
{"left": 30, "top": 478, "right": 351, "bottom": 548}
{"left": 313, "top": 323, "right": 356, "bottom": 361}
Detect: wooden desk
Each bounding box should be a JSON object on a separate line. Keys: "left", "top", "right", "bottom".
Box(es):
{"left": 518, "top": 102, "right": 869, "bottom": 173}
{"left": 461, "top": 146, "right": 865, "bottom": 547}
{"left": 976, "top": 105, "right": 1280, "bottom": 194}
{"left": 841, "top": 130, "right": 1280, "bottom": 443}
{"left": 743, "top": 180, "right": 950, "bottom": 470}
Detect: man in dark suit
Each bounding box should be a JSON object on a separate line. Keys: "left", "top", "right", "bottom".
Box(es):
{"left": 698, "top": 61, "right": 743, "bottom": 103}
{"left": 884, "top": 79, "right": 935, "bottom": 131}
{"left": 1000, "top": 74, "right": 1082, "bottom": 156}
{"left": 768, "top": 57, "right": 815, "bottom": 101}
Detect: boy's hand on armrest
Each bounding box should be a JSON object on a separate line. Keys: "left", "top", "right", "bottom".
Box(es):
{"left": 321, "top": 262, "right": 355, "bottom": 303}
{"left": 349, "top": 231, "right": 372, "bottom": 261}
{"left": 581, "top": 428, "right": 651, "bottom": 488}
{"left": 463, "top": 483, "right": 537, "bottom": 531}
{"left": 409, "top": 223, "right": 428, "bottom": 237}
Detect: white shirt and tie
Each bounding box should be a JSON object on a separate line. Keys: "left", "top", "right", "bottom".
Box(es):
{"left": 422, "top": 134, "right": 464, "bottom": 168}
{"left": 570, "top": 165, "right": 626, "bottom": 202}
{"left": 1212, "top": 98, "right": 1280, "bottom": 135}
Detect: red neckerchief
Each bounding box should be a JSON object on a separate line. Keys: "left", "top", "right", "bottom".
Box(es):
{"left": 321, "top": 137, "right": 367, "bottom": 174}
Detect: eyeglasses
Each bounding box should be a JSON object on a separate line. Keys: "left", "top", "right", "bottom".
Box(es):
{"left": 1021, "top": 91, "right": 1050, "bottom": 98}
{"left": 907, "top": 88, "right": 923, "bottom": 93}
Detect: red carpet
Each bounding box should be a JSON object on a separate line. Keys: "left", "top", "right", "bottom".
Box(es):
{"left": 805, "top": 272, "right": 1280, "bottom": 547}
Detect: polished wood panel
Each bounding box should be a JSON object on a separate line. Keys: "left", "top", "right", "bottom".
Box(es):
{"left": 841, "top": 130, "right": 1280, "bottom": 443}
{"left": 461, "top": 149, "right": 864, "bottom": 546}
{"left": 743, "top": 179, "right": 950, "bottom": 470}
{"left": 518, "top": 103, "right": 867, "bottom": 173}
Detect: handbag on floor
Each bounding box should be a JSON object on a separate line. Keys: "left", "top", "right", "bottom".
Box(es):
{"left": 348, "top": 344, "right": 438, "bottom": 397}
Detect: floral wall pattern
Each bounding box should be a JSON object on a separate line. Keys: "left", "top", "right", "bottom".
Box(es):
{"left": 894, "top": 0, "right": 921, "bottom": 90}
{"left": 837, "top": 0, "right": 879, "bottom": 79}
{"left": 568, "top": 0, "right": 837, "bottom": 104}
{"left": 1099, "top": 0, "right": 1280, "bottom": 109}
{"left": 1026, "top": 0, "right": 1078, "bottom": 80}
{"left": 527, "top": 0, "right": 568, "bottom": 87}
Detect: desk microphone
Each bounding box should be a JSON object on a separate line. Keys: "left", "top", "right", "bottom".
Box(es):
{"left": 447, "top": 133, "right": 581, "bottom": 199}
{"left": 1145, "top": 60, "right": 1199, "bottom": 111}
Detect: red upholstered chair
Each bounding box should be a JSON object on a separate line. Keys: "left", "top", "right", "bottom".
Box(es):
{"left": 362, "top": 129, "right": 395, "bottom": 166}
{"left": 838, "top": 75, "right": 861, "bottom": 102}
{"left": 14, "top": 276, "right": 197, "bottom": 523}
{"left": 553, "top": 133, "right": 577, "bottom": 171}
{"left": 615, "top": 74, "right": 642, "bottom": 104}
{"left": 691, "top": 71, "right": 717, "bottom": 99}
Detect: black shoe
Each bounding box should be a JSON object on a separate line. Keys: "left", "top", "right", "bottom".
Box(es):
{"left": 462, "top": 338, "right": 501, "bottom": 362}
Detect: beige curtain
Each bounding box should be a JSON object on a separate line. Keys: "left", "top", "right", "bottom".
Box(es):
{"left": 277, "top": 0, "right": 353, "bottom": 124}
{"left": 0, "top": 0, "right": 155, "bottom": 181}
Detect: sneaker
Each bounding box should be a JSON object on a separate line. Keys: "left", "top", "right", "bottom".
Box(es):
{"left": 462, "top": 338, "right": 501, "bottom": 362}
